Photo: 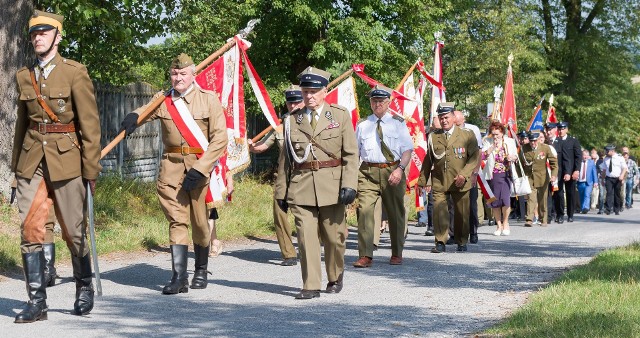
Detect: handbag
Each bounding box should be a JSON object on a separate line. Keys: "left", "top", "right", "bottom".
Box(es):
{"left": 510, "top": 155, "right": 532, "bottom": 197}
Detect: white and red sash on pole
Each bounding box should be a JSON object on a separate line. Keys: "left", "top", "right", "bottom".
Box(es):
{"left": 325, "top": 76, "right": 359, "bottom": 129}
{"left": 429, "top": 40, "right": 446, "bottom": 128}
{"left": 478, "top": 161, "right": 497, "bottom": 203}
{"left": 164, "top": 94, "right": 226, "bottom": 207}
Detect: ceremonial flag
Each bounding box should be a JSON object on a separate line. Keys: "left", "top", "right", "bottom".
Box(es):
{"left": 501, "top": 56, "right": 517, "bottom": 139}
{"left": 546, "top": 94, "right": 558, "bottom": 123}
{"left": 429, "top": 40, "right": 446, "bottom": 127}
{"left": 351, "top": 64, "right": 413, "bottom": 101}
{"left": 527, "top": 97, "right": 545, "bottom": 131}
{"left": 325, "top": 76, "right": 359, "bottom": 129}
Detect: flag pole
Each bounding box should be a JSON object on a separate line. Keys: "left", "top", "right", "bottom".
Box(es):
{"left": 250, "top": 68, "right": 354, "bottom": 144}
{"left": 101, "top": 19, "right": 260, "bottom": 159}
{"left": 394, "top": 61, "right": 418, "bottom": 91}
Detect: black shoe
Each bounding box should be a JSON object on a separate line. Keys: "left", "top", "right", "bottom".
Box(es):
{"left": 456, "top": 244, "right": 468, "bottom": 252}
{"left": 446, "top": 237, "right": 455, "bottom": 245}
{"left": 42, "top": 243, "right": 58, "bottom": 287}
{"left": 71, "top": 254, "right": 94, "bottom": 316}
{"left": 597, "top": 210, "right": 603, "bottom": 214}
{"left": 431, "top": 242, "right": 446, "bottom": 253}
{"left": 326, "top": 273, "right": 343, "bottom": 294}
{"left": 615, "top": 211, "right": 620, "bottom": 215}
{"left": 191, "top": 244, "right": 210, "bottom": 289}
{"left": 15, "top": 251, "right": 48, "bottom": 323}
{"left": 567, "top": 217, "right": 574, "bottom": 223}
{"left": 557, "top": 216, "right": 564, "bottom": 224}
{"left": 415, "top": 222, "right": 426, "bottom": 227}
{"left": 581, "top": 209, "right": 588, "bottom": 214}
{"left": 281, "top": 257, "right": 298, "bottom": 266}
{"left": 163, "top": 245, "right": 189, "bottom": 295}
{"left": 295, "top": 290, "right": 320, "bottom": 299}
{"left": 469, "top": 234, "right": 478, "bottom": 244}
{"left": 424, "top": 228, "right": 434, "bottom": 236}
{"left": 605, "top": 210, "right": 610, "bottom": 215}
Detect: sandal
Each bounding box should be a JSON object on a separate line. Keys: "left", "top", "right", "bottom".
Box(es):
{"left": 209, "top": 239, "right": 224, "bottom": 257}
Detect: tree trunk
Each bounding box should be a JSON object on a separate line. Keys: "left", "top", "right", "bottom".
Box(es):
{"left": 0, "top": 0, "right": 33, "bottom": 200}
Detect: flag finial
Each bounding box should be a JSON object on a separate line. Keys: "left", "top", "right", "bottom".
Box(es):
{"left": 434, "top": 31, "right": 443, "bottom": 42}
{"left": 508, "top": 53, "right": 514, "bottom": 66}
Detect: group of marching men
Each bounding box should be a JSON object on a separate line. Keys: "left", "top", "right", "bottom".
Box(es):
{"left": 10, "top": 9, "right": 636, "bottom": 324}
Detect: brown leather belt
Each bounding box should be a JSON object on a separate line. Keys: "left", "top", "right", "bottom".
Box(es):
{"left": 363, "top": 160, "right": 399, "bottom": 168}
{"left": 29, "top": 122, "right": 76, "bottom": 134}
{"left": 294, "top": 159, "right": 342, "bottom": 171}
{"left": 165, "top": 146, "right": 204, "bottom": 155}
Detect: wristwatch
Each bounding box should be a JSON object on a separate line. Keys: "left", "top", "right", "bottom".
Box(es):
{"left": 398, "top": 163, "right": 406, "bottom": 171}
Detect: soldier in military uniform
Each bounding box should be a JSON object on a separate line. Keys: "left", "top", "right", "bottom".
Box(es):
{"left": 353, "top": 85, "right": 413, "bottom": 267}
{"left": 119, "top": 54, "right": 227, "bottom": 294}
{"left": 519, "top": 132, "right": 558, "bottom": 226}
{"left": 12, "top": 11, "right": 102, "bottom": 323}
{"left": 275, "top": 67, "right": 358, "bottom": 299}
{"left": 418, "top": 103, "right": 479, "bottom": 252}
{"left": 249, "top": 85, "right": 305, "bottom": 266}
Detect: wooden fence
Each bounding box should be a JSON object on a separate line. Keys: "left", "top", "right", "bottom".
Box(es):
{"left": 96, "top": 82, "right": 277, "bottom": 181}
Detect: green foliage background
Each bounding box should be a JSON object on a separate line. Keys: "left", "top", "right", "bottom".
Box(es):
{"left": 32, "top": 0, "right": 640, "bottom": 153}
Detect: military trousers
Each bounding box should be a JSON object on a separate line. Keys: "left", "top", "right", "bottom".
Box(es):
{"left": 290, "top": 204, "right": 346, "bottom": 291}
{"left": 433, "top": 189, "right": 469, "bottom": 245}
{"left": 157, "top": 179, "right": 210, "bottom": 247}
{"left": 527, "top": 184, "right": 549, "bottom": 224}
{"left": 272, "top": 197, "right": 296, "bottom": 259}
{"left": 356, "top": 165, "right": 406, "bottom": 258}
{"left": 17, "top": 161, "right": 88, "bottom": 257}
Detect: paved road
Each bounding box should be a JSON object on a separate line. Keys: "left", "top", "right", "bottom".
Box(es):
{"left": 1, "top": 202, "right": 639, "bottom": 337}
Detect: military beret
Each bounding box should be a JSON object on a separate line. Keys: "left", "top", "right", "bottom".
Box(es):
{"left": 298, "top": 67, "right": 331, "bottom": 88}
{"left": 545, "top": 122, "right": 558, "bottom": 129}
{"left": 604, "top": 144, "right": 616, "bottom": 151}
{"left": 170, "top": 53, "right": 194, "bottom": 70}
{"left": 284, "top": 85, "right": 303, "bottom": 103}
{"left": 29, "top": 10, "right": 63, "bottom": 34}
{"left": 558, "top": 121, "right": 569, "bottom": 129}
{"left": 527, "top": 132, "right": 540, "bottom": 141}
{"left": 517, "top": 130, "right": 528, "bottom": 138}
{"left": 437, "top": 102, "right": 455, "bottom": 115}
{"left": 367, "top": 84, "right": 392, "bottom": 99}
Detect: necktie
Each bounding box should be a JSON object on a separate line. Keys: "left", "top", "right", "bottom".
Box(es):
{"left": 609, "top": 157, "right": 613, "bottom": 173}
{"left": 377, "top": 119, "right": 394, "bottom": 162}
{"left": 581, "top": 161, "right": 586, "bottom": 180}
{"left": 310, "top": 110, "right": 318, "bottom": 131}
{"left": 445, "top": 132, "right": 450, "bottom": 140}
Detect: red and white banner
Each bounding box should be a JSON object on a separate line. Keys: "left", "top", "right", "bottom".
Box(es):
{"left": 501, "top": 62, "right": 517, "bottom": 139}
{"left": 325, "top": 76, "right": 359, "bottom": 130}
{"left": 351, "top": 64, "right": 413, "bottom": 101}
{"left": 429, "top": 40, "right": 446, "bottom": 128}
{"left": 546, "top": 94, "right": 558, "bottom": 123}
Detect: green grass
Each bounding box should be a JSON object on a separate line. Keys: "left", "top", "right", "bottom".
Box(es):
{"left": 486, "top": 242, "right": 640, "bottom": 337}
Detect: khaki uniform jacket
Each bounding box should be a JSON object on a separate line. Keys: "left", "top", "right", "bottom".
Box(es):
{"left": 275, "top": 104, "right": 358, "bottom": 207}
{"left": 12, "top": 53, "right": 102, "bottom": 181}
{"left": 519, "top": 143, "right": 558, "bottom": 188}
{"left": 418, "top": 126, "right": 479, "bottom": 192}
{"left": 135, "top": 87, "right": 227, "bottom": 188}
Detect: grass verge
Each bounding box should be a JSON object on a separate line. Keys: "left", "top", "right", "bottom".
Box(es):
{"left": 485, "top": 242, "right": 640, "bottom": 337}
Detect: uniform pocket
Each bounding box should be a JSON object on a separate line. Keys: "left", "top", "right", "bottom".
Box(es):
{"left": 20, "top": 89, "right": 37, "bottom": 101}
{"left": 56, "top": 137, "right": 77, "bottom": 153}
{"left": 22, "top": 137, "right": 36, "bottom": 151}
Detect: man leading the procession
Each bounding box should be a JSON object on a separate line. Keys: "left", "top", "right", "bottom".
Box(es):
{"left": 275, "top": 67, "right": 358, "bottom": 299}
{"left": 119, "top": 53, "right": 227, "bottom": 294}
{"left": 12, "top": 10, "right": 102, "bottom": 323}
{"left": 249, "top": 85, "right": 305, "bottom": 266}
{"left": 418, "top": 103, "right": 479, "bottom": 253}
{"left": 353, "top": 85, "right": 413, "bottom": 267}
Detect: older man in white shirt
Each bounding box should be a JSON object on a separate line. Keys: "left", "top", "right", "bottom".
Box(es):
{"left": 600, "top": 145, "right": 627, "bottom": 215}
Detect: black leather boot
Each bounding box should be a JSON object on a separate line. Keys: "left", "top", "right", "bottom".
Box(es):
{"left": 71, "top": 254, "right": 94, "bottom": 315}
{"left": 163, "top": 245, "right": 189, "bottom": 294}
{"left": 43, "top": 243, "right": 58, "bottom": 287}
{"left": 15, "top": 251, "right": 48, "bottom": 323}
{"left": 191, "top": 244, "right": 210, "bottom": 289}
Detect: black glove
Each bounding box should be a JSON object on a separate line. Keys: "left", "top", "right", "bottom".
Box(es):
{"left": 181, "top": 169, "right": 206, "bottom": 192}
{"left": 10, "top": 187, "right": 16, "bottom": 204}
{"left": 338, "top": 188, "right": 356, "bottom": 205}
{"left": 119, "top": 112, "right": 139, "bottom": 136}
{"left": 276, "top": 199, "right": 288, "bottom": 213}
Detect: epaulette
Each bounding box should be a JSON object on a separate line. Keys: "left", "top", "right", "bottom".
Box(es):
{"left": 290, "top": 107, "right": 303, "bottom": 116}
{"left": 60, "top": 58, "right": 83, "bottom": 69}
{"left": 356, "top": 117, "right": 367, "bottom": 125}
{"left": 392, "top": 114, "right": 405, "bottom": 122}
{"left": 432, "top": 128, "right": 445, "bottom": 134}
{"left": 329, "top": 103, "right": 348, "bottom": 112}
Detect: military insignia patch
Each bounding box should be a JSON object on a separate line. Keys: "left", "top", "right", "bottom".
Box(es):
{"left": 296, "top": 113, "right": 304, "bottom": 124}
{"left": 58, "top": 99, "right": 66, "bottom": 112}
{"left": 324, "top": 111, "right": 333, "bottom": 120}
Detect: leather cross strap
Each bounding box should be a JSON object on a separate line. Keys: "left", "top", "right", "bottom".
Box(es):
{"left": 165, "top": 146, "right": 204, "bottom": 155}
{"left": 297, "top": 129, "right": 339, "bottom": 160}
{"left": 29, "top": 69, "right": 61, "bottom": 123}
{"left": 294, "top": 159, "right": 342, "bottom": 171}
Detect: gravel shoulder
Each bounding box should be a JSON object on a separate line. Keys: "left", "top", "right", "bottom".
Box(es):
{"left": 1, "top": 201, "right": 639, "bottom": 337}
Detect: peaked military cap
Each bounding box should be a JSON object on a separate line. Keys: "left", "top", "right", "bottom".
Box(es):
{"left": 527, "top": 132, "right": 540, "bottom": 141}
{"left": 29, "top": 10, "right": 63, "bottom": 34}
{"left": 298, "top": 67, "right": 331, "bottom": 88}
{"left": 437, "top": 102, "right": 455, "bottom": 115}
{"left": 558, "top": 121, "right": 569, "bottom": 129}
{"left": 170, "top": 53, "right": 194, "bottom": 69}
{"left": 545, "top": 122, "right": 558, "bottom": 129}
{"left": 367, "top": 84, "right": 392, "bottom": 99}
{"left": 284, "top": 85, "right": 303, "bottom": 103}
{"left": 517, "top": 130, "right": 528, "bottom": 139}
{"left": 604, "top": 144, "right": 616, "bottom": 151}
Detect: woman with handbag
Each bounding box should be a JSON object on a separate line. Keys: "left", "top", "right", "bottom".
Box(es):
{"left": 481, "top": 121, "right": 518, "bottom": 236}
